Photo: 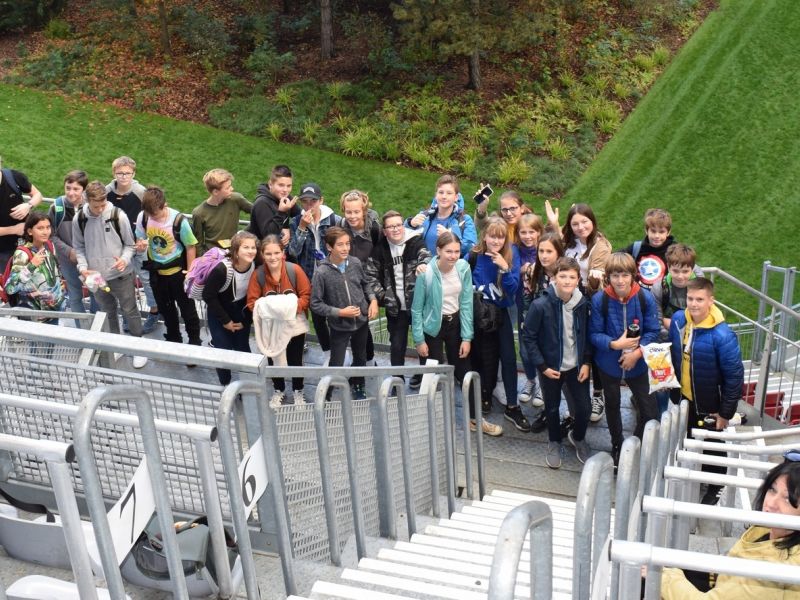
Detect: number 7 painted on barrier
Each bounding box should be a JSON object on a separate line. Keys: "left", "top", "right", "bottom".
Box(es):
{"left": 107, "top": 457, "right": 157, "bottom": 565}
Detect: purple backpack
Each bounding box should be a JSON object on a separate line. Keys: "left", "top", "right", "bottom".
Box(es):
{"left": 184, "top": 247, "right": 232, "bottom": 301}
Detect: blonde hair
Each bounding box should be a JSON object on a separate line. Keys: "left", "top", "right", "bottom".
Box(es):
{"left": 203, "top": 168, "right": 233, "bottom": 193}
{"left": 471, "top": 217, "right": 513, "bottom": 267}
{"left": 517, "top": 213, "right": 544, "bottom": 246}
{"left": 339, "top": 189, "right": 371, "bottom": 215}
{"left": 604, "top": 252, "right": 638, "bottom": 277}
{"left": 111, "top": 156, "right": 136, "bottom": 172}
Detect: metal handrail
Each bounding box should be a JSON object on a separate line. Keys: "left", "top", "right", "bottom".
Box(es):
{"left": 675, "top": 449, "right": 774, "bottom": 472}
{"left": 0, "top": 434, "right": 98, "bottom": 599}
{"left": 573, "top": 452, "right": 614, "bottom": 599}
{"left": 614, "top": 540, "right": 800, "bottom": 600}
{"left": 73, "top": 385, "right": 190, "bottom": 599}
{"left": 611, "top": 436, "right": 641, "bottom": 600}
{"left": 461, "top": 371, "right": 485, "bottom": 500}
{"left": 643, "top": 495, "right": 800, "bottom": 530}
{"left": 313, "top": 375, "right": 367, "bottom": 564}
{"left": 703, "top": 266, "right": 800, "bottom": 322}
{"left": 217, "top": 380, "right": 282, "bottom": 599}
{"left": 663, "top": 465, "right": 762, "bottom": 489}
{"left": 693, "top": 424, "right": 800, "bottom": 441}
{"left": 487, "top": 500, "right": 553, "bottom": 600}
{"left": 682, "top": 439, "right": 800, "bottom": 455}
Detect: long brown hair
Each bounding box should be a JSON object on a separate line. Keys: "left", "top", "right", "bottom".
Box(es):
{"left": 471, "top": 217, "right": 513, "bottom": 267}
{"left": 562, "top": 203, "right": 601, "bottom": 259}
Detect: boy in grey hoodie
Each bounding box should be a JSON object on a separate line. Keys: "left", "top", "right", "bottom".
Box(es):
{"left": 73, "top": 181, "right": 147, "bottom": 367}
{"left": 310, "top": 226, "right": 378, "bottom": 399}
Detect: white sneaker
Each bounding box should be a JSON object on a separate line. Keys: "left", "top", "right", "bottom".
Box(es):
{"left": 492, "top": 383, "right": 507, "bottom": 406}
{"left": 132, "top": 355, "right": 148, "bottom": 369}
{"left": 532, "top": 385, "right": 544, "bottom": 408}
{"left": 292, "top": 390, "right": 307, "bottom": 405}
{"left": 518, "top": 379, "right": 534, "bottom": 404}
{"left": 269, "top": 391, "right": 285, "bottom": 409}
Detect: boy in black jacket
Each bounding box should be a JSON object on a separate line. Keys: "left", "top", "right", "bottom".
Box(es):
{"left": 247, "top": 164, "right": 300, "bottom": 245}
{"left": 366, "top": 210, "right": 431, "bottom": 373}
{"left": 522, "top": 257, "right": 592, "bottom": 469}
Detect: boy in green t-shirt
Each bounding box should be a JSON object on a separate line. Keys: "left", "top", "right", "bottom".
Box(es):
{"left": 191, "top": 169, "right": 252, "bottom": 255}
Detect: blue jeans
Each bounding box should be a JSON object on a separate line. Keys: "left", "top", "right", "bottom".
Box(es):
{"left": 133, "top": 251, "right": 157, "bottom": 310}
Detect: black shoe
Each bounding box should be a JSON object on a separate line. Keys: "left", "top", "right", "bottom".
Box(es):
{"left": 530, "top": 411, "right": 547, "bottom": 433}
{"left": 559, "top": 415, "right": 574, "bottom": 439}
{"left": 409, "top": 374, "right": 422, "bottom": 390}
{"left": 481, "top": 397, "right": 492, "bottom": 415}
{"left": 701, "top": 485, "right": 723, "bottom": 506}
{"left": 504, "top": 407, "right": 531, "bottom": 432}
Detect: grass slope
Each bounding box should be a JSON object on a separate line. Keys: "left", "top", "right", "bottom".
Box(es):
{"left": 0, "top": 84, "right": 466, "bottom": 216}
{"left": 566, "top": 0, "right": 800, "bottom": 296}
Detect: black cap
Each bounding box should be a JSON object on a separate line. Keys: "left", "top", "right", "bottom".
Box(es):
{"left": 298, "top": 182, "right": 322, "bottom": 200}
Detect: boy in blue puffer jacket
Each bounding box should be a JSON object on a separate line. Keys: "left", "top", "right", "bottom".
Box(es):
{"left": 669, "top": 276, "right": 743, "bottom": 504}
{"left": 589, "top": 252, "right": 660, "bottom": 467}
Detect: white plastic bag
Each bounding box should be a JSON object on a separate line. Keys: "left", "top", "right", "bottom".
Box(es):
{"left": 641, "top": 342, "right": 680, "bottom": 394}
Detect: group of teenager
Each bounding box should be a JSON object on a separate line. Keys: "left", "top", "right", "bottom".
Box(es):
{"left": 0, "top": 161, "right": 743, "bottom": 475}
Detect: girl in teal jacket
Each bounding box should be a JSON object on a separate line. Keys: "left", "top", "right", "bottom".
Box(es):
{"left": 411, "top": 231, "right": 473, "bottom": 386}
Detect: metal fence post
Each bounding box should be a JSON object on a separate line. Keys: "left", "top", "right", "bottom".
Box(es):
{"left": 217, "top": 380, "right": 278, "bottom": 599}
{"left": 611, "top": 436, "right": 641, "bottom": 600}
{"left": 754, "top": 260, "right": 770, "bottom": 361}
{"left": 313, "top": 375, "right": 367, "bottom": 562}
{"left": 425, "top": 374, "right": 442, "bottom": 519}
{"left": 461, "top": 372, "right": 485, "bottom": 500}
{"left": 573, "top": 452, "right": 614, "bottom": 599}
{"left": 375, "top": 377, "right": 402, "bottom": 539}
{"left": 488, "top": 500, "right": 553, "bottom": 600}
{"left": 73, "top": 385, "right": 190, "bottom": 599}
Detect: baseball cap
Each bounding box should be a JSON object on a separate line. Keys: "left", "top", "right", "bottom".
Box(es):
{"left": 298, "top": 182, "right": 322, "bottom": 201}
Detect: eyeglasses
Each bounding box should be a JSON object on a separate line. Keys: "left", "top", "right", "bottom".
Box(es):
{"left": 500, "top": 206, "right": 519, "bottom": 214}
{"left": 784, "top": 449, "right": 800, "bottom": 462}
{"left": 384, "top": 224, "right": 403, "bottom": 230}
{"left": 114, "top": 171, "right": 134, "bottom": 178}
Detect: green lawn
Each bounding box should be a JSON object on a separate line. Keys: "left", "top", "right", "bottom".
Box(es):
{"left": 565, "top": 0, "right": 800, "bottom": 303}
{"left": 0, "top": 83, "right": 471, "bottom": 217}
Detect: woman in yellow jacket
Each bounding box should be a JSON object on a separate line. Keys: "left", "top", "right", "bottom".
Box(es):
{"left": 661, "top": 454, "right": 800, "bottom": 599}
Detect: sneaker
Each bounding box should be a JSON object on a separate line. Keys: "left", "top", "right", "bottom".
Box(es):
{"left": 518, "top": 379, "right": 534, "bottom": 404}
{"left": 530, "top": 412, "right": 547, "bottom": 433}
{"left": 409, "top": 374, "right": 422, "bottom": 390}
{"left": 142, "top": 312, "right": 159, "bottom": 334}
{"left": 469, "top": 419, "right": 503, "bottom": 437}
{"left": 132, "top": 355, "right": 148, "bottom": 369}
{"left": 493, "top": 384, "right": 507, "bottom": 406}
{"left": 546, "top": 441, "right": 563, "bottom": 469}
{"left": 504, "top": 407, "right": 531, "bottom": 432}
{"left": 532, "top": 385, "right": 544, "bottom": 408}
{"left": 292, "top": 390, "right": 307, "bottom": 405}
{"left": 269, "top": 391, "right": 285, "bottom": 409}
{"left": 590, "top": 391, "right": 605, "bottom": 423}
{"left": 701, "top": 484, "right": 723, "bottom": 506}
{"left": 559, "top": 415, "right": 574, "bottom": 439}
{"left": 352, "top": 385, "right": 367, "bottom": 400}
{"left": 567, "top": 430, "right": 591, "bottom": 464}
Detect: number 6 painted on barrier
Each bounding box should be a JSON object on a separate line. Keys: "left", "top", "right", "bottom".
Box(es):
{"left": 238, "top": 436, "right": 269, "bottom": 517}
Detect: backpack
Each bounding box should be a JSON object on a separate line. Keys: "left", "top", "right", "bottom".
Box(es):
{"left": 77, "top": 206, "right": 123, "bottom": 239}
{"left": 255, "top": 261, "right": 298, "bottom": 290}
{"left": 0, "top": 241, "right": 56, "bottom": 305}
{"left": 631, "top": 240, "right": 643, "bottom": 260}
{"left": 1, "top": 168, "right": 22, "bottom": 199}
{"left": 184, "top": 247, "right": 231, "bottom": 301}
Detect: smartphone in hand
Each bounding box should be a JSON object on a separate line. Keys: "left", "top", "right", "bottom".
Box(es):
{"left": 473, "top": 184, "right": 493, "bottom": 204}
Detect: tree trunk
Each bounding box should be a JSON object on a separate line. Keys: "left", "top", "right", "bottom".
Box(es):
{"left": 157, "top": 0, "right": 172, "bottom": 57}
{"left": 127, "top": 0, "right": 137, "bottom": 18}
{"left": 320, "top": 0, "right": 333, "bottom": 59}
{"left": 467, "top": 49, "right": 481, "bottom": 90}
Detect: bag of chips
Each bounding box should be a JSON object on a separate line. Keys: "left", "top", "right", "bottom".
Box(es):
{"left": 641, "top": 342, "right": 681, "bottom": 394}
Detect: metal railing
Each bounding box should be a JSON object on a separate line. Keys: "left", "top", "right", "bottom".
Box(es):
{"left": 613, "top": 539, "right": 800, "bottom": 600}
{"left": 487, "top": 500, "right": 553, "bottom": 600}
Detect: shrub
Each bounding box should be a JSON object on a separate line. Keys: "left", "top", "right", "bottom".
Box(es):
{"left": 461, "top": 145, "right": 483, "bottom": 177}
{"left": 0, "top": 0, "right": 65, "bottom": 33}
{"left": 497, "top": 154, "right": 533, "bottom": 184}
{"left": 613, "top": 82, "right": 631, "bottom": 99}
{"left": 545, "top": 137, "right": 573, "bottom": 161}
{"left": 266, "top": 122, "right": 284, "bottom": 141}
{"left": 652, "top": 44, "right": 670, "bottom": 66}
{"left": 245, "top": 41, "right": 296, "bottom": 86}
{"left": 173, "top": 6, "right": 233, "bottom": 68}
{"left": 633, "top": 52, "right": 657, "bottom": 72}
{"left": 44, "top": 17, "right": 70, "bottom": 39}
{"left": 302, "top": 119, "right": 322, "bottom": 144}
